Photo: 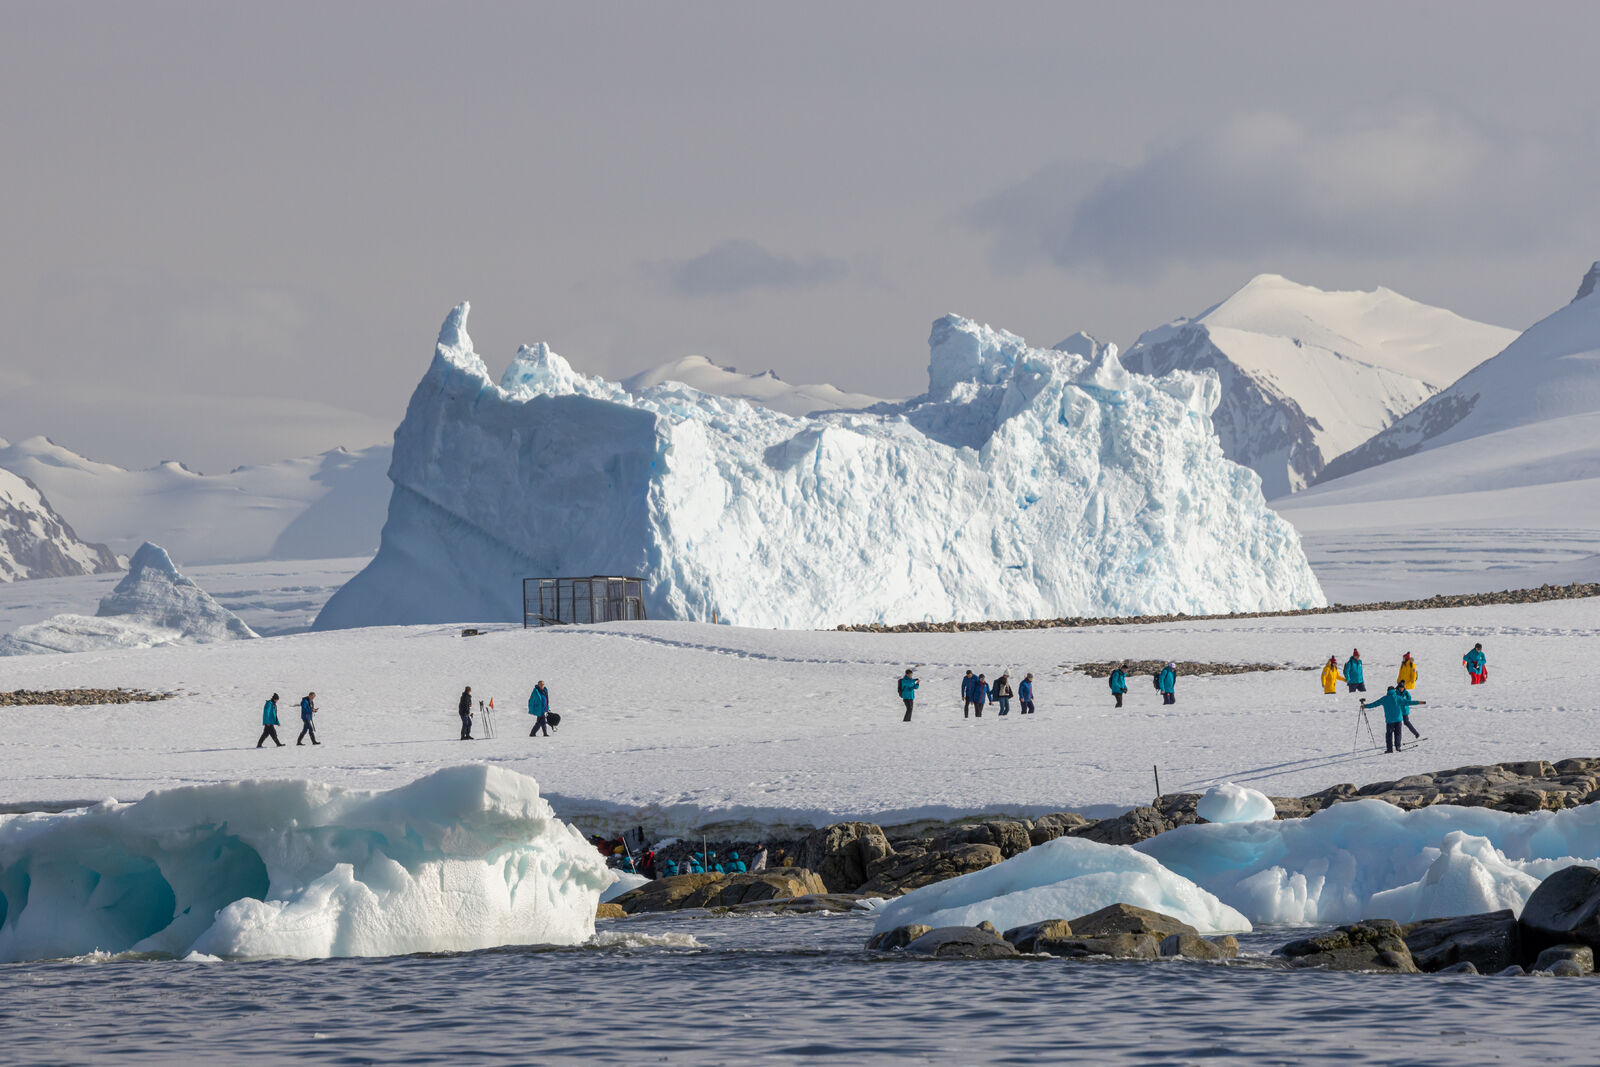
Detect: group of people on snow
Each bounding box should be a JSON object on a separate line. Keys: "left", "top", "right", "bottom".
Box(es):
{"left": 1320, "top": 645, "right": 1487, "bottom": 754}
{"left": 257, "top": 692, "right": 318, "bottom": 747}
{"left": 938, "top": 669, "right": 1035, "bottom": 721}
{"left": 455, "top": 682, "right": 556, "bottom": 740}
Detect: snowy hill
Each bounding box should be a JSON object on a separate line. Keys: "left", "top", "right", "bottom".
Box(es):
{"left": 0, "top": 436, "right": 391, "bottom": 564}
{"left": 620, "top": 354, "right": 884, "bottom": 416}
{"left": 0, "top": 541, "right": 257, "bottom": 655}
{"left": 1276, "top": 264, "right": 1600, "bottom": 601}
{"left": 1316, "top": 263, "right": 1600, "bottom": 484}
{"left": 0, "top": 467, "right": 119, "bottom": 582}
{"left": 315, "top": 304, "right": 1323, "bottom": 630}
{"left": 1121, "top": 274, "right": 1515, "bottom": 498}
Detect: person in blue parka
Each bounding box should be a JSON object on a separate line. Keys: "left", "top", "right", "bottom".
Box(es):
{"left": 1395, "top": 680, "right": 1426, "bottom": 740}
{"left": 1363, "top": 686, "right": 1407, "bottom": 753}
{"left": 1158, "top": 663, "right": 1177, "bottom": 705}
{"left": 297, "top": 692, "right": 319, "bottom": 745}
{"left": 528, "top": 681, "right": 551, "bottom": 737}
{"left": 899, "top": 669, "right": 919, "bottom": 722}
{"left": 1019, "top": 674, "right": 1036, "bottom": 715}
{"left": 961, "top": 670, "right": 977, "bottom": 717}
{"left": 1464, "top": 644, "right": 1487, "bottom": 685}
{"left": 1344, "top": 650, "right": 1366, "bottom": 693}
{"left": 256, "top": 693, "right": 284, "bottom": 748}
{"left": 1109, "top": 665, "right": 1128, "bottom": 708}
{"left": 972, "top": 674, "right": 990, "bottom": 717}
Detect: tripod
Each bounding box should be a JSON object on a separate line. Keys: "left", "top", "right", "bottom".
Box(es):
{"left": 1353, "top": 699, "right": 1377, "bottom": 753}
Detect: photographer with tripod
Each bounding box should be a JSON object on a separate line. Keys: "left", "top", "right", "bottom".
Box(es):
{"left": 1361, "top": 686, "right": 1410, "bottom": 755}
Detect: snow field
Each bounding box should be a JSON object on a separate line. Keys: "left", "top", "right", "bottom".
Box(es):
{"left": 0, "top": 598, "right": 1592, "bottom": 838}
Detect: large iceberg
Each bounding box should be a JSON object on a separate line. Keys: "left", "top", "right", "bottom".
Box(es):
{"left": 316, "top": 304, "right": 1324, "bottom": 629}
{"left": 0, "top": 541, "right": 257, "bottom": 655}
{"left": 1136, "top": 798, "right": 1600, "bottom": 925}
{"left": 0, "top": 765, "right": 610, "bottom": 962}
{"left": 870, "top": 837, "right": 1252, "bottom": 936}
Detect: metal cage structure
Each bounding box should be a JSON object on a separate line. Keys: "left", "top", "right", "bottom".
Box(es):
{"left": 523, "top": 576, "right": 647, "bottom": 628}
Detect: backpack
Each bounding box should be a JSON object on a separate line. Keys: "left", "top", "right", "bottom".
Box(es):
{"left": 1152, "top": 673, "right": 1161, "bottom": 690}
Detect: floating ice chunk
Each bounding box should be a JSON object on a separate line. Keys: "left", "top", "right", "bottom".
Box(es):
{"left": 1136, "top": 798, "right": 1600, "bottom": 925}
{"left": 1196, "top": 783, "right": 1276, "bottom": 824}
{"left": 0, "top": 765, "right": 608, "bottom": 962}
{"left": 600, "top": 870, "right": 651, "bottom": 903}
{"left": 869, "top": 837, "right": 1251, "bottom": 938}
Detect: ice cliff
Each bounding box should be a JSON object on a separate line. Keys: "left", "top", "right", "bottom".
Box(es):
{"left": 0, "top": 541, "right": 256, "bottom": 655}
{"left": 0, "top": 765, "right": 610, "bottom": 961}
{"left": 315, "top": 304, "right": 1325, "bottom": 630}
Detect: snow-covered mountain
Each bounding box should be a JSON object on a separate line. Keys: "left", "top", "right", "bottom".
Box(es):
{"left": 1, "top": 541, "right": 256, "bottom": 655}
{"left": 0, "top": 467, "right": 119, "bottom": 582}
{"left": 0, "top": 437, "right": 391, "bottom": 564}
{"left": 315, "top": 304, "right": 1323, "bottom": 630}
{"left": 1316, "top": 263, "right": 1600, "bottom": 485}
{"left": 1121, "top": 274, "right": 1516, "bottom": 498}
{"left": 1277, "top": 263, "right": 1600, "bottom": 601}
{"left": 620, "top": 354, "right": 884, "bottom": 416}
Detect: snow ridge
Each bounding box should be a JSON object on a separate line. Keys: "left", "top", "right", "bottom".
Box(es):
{"left": 315, "top": 304, "right": 1324, "bottom": 630}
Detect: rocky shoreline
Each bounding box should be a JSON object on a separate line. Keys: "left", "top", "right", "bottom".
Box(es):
{"left": 606, "top": 756, "right": 1600, "bottom": 974}
{"left": 835, "top": 580, "right": 1600, "bottom": 633}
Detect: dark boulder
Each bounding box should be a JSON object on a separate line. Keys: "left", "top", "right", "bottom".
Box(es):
{"left": 1520, "top": 866, "right": 1600, "bottom": 952}
{"left": 903, "top": 925, "right": 1020, "bottom": 959}
{"left": 1401, "top": 910, "right": 1521, "bottom": 974}
{"left": 1068, "top": 903, "right": 1199, "bottom": 939}
{"left": 1279, "top": 919, "right": 1419, "bottom": 972}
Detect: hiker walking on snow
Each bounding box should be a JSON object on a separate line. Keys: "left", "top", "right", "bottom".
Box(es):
{"left": 972, "top": 674, "right": 990, "bottom": 717}
{"left": 961, "top": 670, "right": 978, "bottom": 717}
{"left": 993, "top": 673, "right": 1014, "bottom": 715}
{"left": 1395, "top": 679, "right": 1425, "bottom": 740}
{"left": 1364, "top": 686, "right": 1407, "bottom": 754}
{"left": 459, "top": 685, "right": 474, "bottom": 740}
{"left": 1397, "top": 652, "right": 1418, "bottom": 691}
{"left": 1109, "top": 664, "right": 1128, "bottom": 708}
{"left": 1158, "top": 663, "right": 1177, "bottom": 705}
{"left": 1019, "top": 673, "right": 1036, "bottom": 714}
{"left": 1344, "top": 650, "right": 1366, "bottom": 693}
{"left": 898, "top": 668, "right": 919, "bottom": 722}
{"left": 297, "top": 692, "right": 319, "bottom": 745}
{"left": 1320, "top": 656, "right": 1343, "bottom": 695}
{"left": 1464, "top": 643, "right": 1487, "bottom": 685}
{"left": 257, "top": 693, "right": 284, "bottom": 748}
{"left": 528, "top": 680, "right": 552, "bottom": 737}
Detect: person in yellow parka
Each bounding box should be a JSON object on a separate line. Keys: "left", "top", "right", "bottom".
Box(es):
{"left": 1320, "top": 655, "right": 1344, "bottom": 694}
{"left": 1397, "top": 652, "right": 1418, "bottom": 691}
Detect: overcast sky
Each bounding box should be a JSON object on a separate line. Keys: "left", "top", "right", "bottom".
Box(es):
{"left": 4, "top": 1, "right": 1598, "bottom": 470}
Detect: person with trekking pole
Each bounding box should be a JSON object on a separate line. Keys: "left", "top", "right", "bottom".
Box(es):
{"left": 297, "top": 692, "right": 320, "bottom": 745}
{"left": 898, "top": 668, "right": 919, "bottom": 722}
{"left": 1395, "top": 679, "right": 1425, "bottom": 741}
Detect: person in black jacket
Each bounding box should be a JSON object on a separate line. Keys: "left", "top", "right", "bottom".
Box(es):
{"left": 459, "top": 686, "right": 474, "bottom": 740}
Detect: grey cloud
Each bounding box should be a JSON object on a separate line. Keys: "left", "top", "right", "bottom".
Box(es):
{"left": 972, "top": 109, "right": 1590, "bottom": 277}
{"left": 665, "top": 240, "right": 847, "bottom": 298}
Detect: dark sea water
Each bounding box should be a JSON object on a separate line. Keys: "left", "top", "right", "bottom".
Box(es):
{"left": 1, "top": 912, "right": 1594, "bottom": 1065}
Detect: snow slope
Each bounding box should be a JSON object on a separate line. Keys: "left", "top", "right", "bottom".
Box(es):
{"left": 621, "top": 354, "right": 884, "bottom": 416}
{"left": 317, "top": 304, "right": 1323, "bottom": 630}
{"left": 1278, "top": 264, "right": 1600, "bottom": 601}
{"left": 0, "top": 542, "right": 256, "bottom": 655}
{"left": 0, "top": 436, "right": 391, "bottom": 564}
{"left": 1122, "top": 275, "right": 1515, "bottom": 498}
{"left": 0, "top": 765, "right": 608, "bottom": 961}
{"left": 0, "top": 596, "right": 1592, "bottom": 837}
{"left": 0, "top": 467, "right": 119, "bottom": 582}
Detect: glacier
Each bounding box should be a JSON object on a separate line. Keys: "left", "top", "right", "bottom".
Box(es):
{"left": 0, "top": 765, "right": 610, "bottom": 962}
{"left": 0, "top": 541, "right": 256, "bottom": 655}
{"left": 315, "top": 304, "right": 1325, "bottom": 630}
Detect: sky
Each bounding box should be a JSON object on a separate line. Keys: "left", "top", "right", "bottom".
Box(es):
{"left": 3, "top": 1, "right": 1598, "bottom": 471}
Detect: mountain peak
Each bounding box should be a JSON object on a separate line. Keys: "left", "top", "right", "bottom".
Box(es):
{"left": 1575, "top": 262, "right": 1600, "bottom": 304}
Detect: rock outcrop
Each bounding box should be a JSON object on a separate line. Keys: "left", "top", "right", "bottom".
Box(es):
{"left": 608, "top": 869, "right": 827, "bottom": 914}
{"left": 1280, "top": 919, "right": 1420, "bottom": 972}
